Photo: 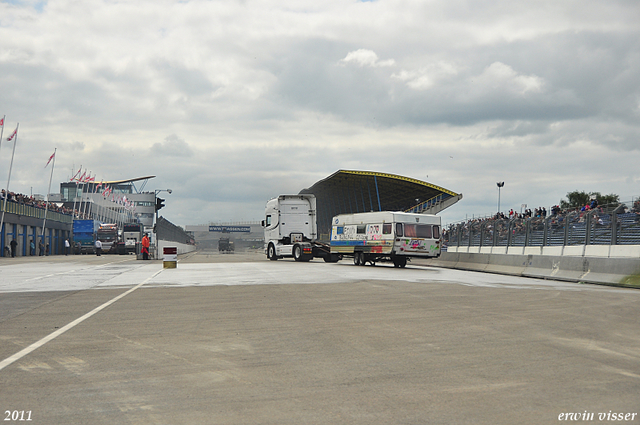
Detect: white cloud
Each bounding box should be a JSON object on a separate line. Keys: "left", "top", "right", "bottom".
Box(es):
{"left": 475, "top": 62, "right": 545, "bottom": 95}
{"left": 392, "top": 61, "right": 460, "bottom": 90}
{"left": 339, "top": 49, "right": 395, "bottom": 68}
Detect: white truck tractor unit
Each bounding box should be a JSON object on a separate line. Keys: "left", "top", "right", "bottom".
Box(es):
{"left": 330, "top": 211, "right": 442, "bottom": 267}
{"left": 262, "top": 194, "right": 340, "bottom": 262}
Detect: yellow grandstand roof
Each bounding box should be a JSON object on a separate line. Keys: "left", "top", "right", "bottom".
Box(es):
{"left": 299, "top": 170, "right": 462, "bottom": 239}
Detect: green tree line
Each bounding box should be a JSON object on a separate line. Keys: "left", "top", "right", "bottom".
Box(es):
{"left": 559, "top": 191, "right": 620, "bottom": 209}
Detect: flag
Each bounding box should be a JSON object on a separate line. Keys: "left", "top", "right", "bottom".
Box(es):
{"left": 71, "top": 166, "right": 82, "bottom": 181}
{"left": 6, "top": 126, "right": 17, "bottom": 142}
{"left": 0, "top": 117, "right": 4, "bottom": 127}
{"left": 45, "top": 151, "right": 55, "bottom": 168}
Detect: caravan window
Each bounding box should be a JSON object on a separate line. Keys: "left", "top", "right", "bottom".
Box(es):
{"left": 432, "top": 225, "right": 440, "bottom": 239}
{"left": 396, "top": 223, "right": 403, "bottom": 237}
{"left": 382, "top": 223, "right": 392, "bottom": 234}
{"left": 416, "top": 224, "right": 432, "bottom": 238}
{"left": 357, "top": 225, "right": 366, "bottom": 234}
{"left": 404, "top": 224, "right": 417, "bottom": 237}
{"left": 401, "top": 223, "right": 434, "bottom": 238}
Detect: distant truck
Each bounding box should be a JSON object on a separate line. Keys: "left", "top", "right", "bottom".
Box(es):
{"left": 262, "top": 194, "right": 339, "bottom": 262}
{"left": 330, "top": 211, "right": 442, "bottom": 267}
{"left": 73, "top": 219, "right": 100, "bottom": 254}
{"left": 218, "top": 237, "right": 235, "bottom": 253}
{"left": 122, "top": 223, "right": 143, "bottom": 254}
{"left": 97, "top": 223, "right": 121, "bottom": 254}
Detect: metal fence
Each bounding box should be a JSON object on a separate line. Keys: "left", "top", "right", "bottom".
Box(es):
{"left": 1, "top": 199, "right": 73, "bottom": 224}
{"left": 444, "top": 202, "right": 640, "bottom": 249}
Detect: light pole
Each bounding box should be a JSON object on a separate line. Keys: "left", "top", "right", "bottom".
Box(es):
{"left": 154, "top": 189, "right": 172, "bottom": 259}
{"left": 497, "top": 182, "right": 504, "bottom": 214}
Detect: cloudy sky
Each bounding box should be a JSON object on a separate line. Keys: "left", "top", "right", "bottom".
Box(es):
{"left": 1, "top": 0, "right": 639, "bottom": 227}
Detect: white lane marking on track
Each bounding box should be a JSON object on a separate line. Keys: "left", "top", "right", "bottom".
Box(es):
{"left": 22, "top": 258, "right": 135, "bottom": 282}
{"left": 0, "top": 268, "right": 164, "bottom": 372}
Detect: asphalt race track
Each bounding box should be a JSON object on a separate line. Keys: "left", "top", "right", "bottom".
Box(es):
{"left": 1, "top": 251, "right": 639, "bottom": 424}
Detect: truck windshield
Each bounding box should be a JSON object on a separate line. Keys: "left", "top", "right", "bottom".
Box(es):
{"left": 97, "top": 233, "right": 116, "bottom": 241}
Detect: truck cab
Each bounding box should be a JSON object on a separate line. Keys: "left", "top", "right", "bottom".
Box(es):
{"left": 263, "top": 194, "right": 336, "bottom": 262}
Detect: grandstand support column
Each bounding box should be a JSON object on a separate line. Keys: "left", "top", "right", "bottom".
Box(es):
{"left": 611, "top": 213, "right": 618, "bottom": 245}
{"left": 374, "top": 175, "right": 382, "bottom": 211}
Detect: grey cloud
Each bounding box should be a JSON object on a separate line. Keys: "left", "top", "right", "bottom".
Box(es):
{"left": 150, "top": 134, "right": 194, "bottom": 157}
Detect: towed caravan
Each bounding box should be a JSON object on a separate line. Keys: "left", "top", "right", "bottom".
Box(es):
{"left": 330, "top": 211, "right": 441, "bottom": 267}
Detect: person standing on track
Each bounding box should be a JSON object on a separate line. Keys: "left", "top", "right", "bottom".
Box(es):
{"left": 141, "top": 233, "right": 150, "bottom": 260}
{"left": 10, "top": 238, "right": 18, "bottom": 257}
{"left": 95, "top": 239, "right": 102, "bottom": 256}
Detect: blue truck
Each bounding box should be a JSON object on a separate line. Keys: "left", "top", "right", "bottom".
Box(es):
{"left": 73, "top": 219, "right": 100, "bottom": 254}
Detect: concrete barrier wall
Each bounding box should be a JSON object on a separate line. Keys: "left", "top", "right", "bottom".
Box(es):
{"left": 427, "top": 247, "right": 640, "bottom": 288}
{"left": 448, "top": 244, "right": 640, "bottom": 259}
{"left": 157, "top": 240, "right": 197, "bottom": 256}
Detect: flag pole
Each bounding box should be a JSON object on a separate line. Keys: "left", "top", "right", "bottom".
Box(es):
{"left": 0, "top": 123, "right": 19, "bottom": 237}
{"left": 78, "top": 170, "right": 86, "bottom": 219}
{"left": 41, "top": 148, "right": 57, "bottom": 251}
{"left": 0, "top": 115, "right": 5, "bottom": 160}
{"left": 71, "top": 166, "right": 81, "bottom": 219}
{"left": 82, "top": 173, "right": 92, "bottom": 219}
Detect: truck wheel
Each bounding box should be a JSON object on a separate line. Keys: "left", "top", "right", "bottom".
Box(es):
{"left": 323, "top": 254, "right": 340, "bottom": 263}
{"left": 393, "top": 256, "right": 407, "bottom": 268}
{"left": 268, "top": 244, "right": 278, "bottom": 261}
{"left": 293, "top": 244, "right": 303, "bottom": 262}
{"left": 353, "top": 252, "right": 360, "bottom": 266}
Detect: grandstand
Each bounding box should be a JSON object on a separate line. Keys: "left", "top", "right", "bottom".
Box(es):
{"left": 445, "top": 200, "right": 640, "bottom": 250}
{"left": 299, "top": 170, "right": 463, "bottom": 240}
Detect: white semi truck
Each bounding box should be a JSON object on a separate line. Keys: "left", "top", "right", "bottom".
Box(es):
{"left": 262, "top": 194, "right": 340, "bottom": 262}
{"left": 330, "top": 211, "right": 442, "bottom": 267}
